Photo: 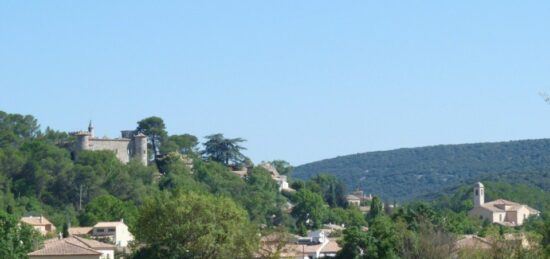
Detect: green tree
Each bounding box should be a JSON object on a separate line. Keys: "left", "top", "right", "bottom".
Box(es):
{"left": 367, "top": 196, "right": 384, "bottom": 223}
{"left": 62, "top": 222, "right": 69, "bottom": 238}
{"left": 291, "top": 189, "right": 328, "bottom": 229}
{"left": 201, "top": 134, "right": 247, "bottom": 166}
{"left": 132, "top": 192, "right": 258, "bottom": 259}
{"left": 242, "top": 167, "right": 286, "bottom": 226}
{"left": 336, "top": 226, "right": 369, "bottom": 259}
{"left": 79, "top": 195, "right": 138, "bottom": 228}
{"left": 311, "top": 174, "right": 347, "bottom": 208}
{"left": 136, "top": 116, "right": 167, "bottom": 161}
{"left": 0, "top": 211, "right": 42, "bottom": 258}
{"left": 364, "top": 216, "right": 399, "bottom": 259}
{"left": 0, "top": 111, "right": 40, "bottom": 148}
{"left": 328, "top": 207, "right": 367, "bottom": 228}
{"left": 161, "top": 134, "right": 199, "bottom": 155}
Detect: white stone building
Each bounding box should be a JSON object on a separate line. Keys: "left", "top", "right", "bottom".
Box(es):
{"left": 91, "top": 220, "right": 134, "bottom": 248}
{"left": 468, "top": 182, "right": 540, "bottom": 226}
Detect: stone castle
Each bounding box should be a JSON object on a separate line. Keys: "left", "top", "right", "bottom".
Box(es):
{"left": 70, "top": 122, "right": 148, "bottom": 165}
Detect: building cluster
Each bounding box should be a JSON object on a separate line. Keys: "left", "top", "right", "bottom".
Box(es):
{"left": 256, "top": 228, "right": 342, "bottom": 259}
{"left": 345, "top": 189, "right": 373, "bottom": 207}
{"left": 468, "top": 182, "right": 540, "bottom": 226}
{"left": 232, "top": 162, "right": 295, "bottom": 192}
{"left": 21, "top": 216, "right": 133, "bottom": 259}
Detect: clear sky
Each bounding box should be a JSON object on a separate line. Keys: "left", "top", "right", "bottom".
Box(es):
{"left": 1, "top": 1, "right": 550, "bottom": 165}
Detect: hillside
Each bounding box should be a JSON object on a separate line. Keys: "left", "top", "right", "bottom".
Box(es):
{"left": 292, "top": 139, "right": 550, "bottom": 201}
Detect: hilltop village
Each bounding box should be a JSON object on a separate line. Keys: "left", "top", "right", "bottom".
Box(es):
{"left": 1, "top": 111, "right": 550, "bottom": 259}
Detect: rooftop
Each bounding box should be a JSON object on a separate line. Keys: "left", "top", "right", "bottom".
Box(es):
{"left": 28, "top": 236, "right": 114, "bottom": 256}
{"left": 20, "top": 216, "right": 53, "bottom": 226}
{"left": 68, "top": 227, "right": 93, "bottom": 236}
{"left": 93, "top": 220, "right": 126, "bottom": 228}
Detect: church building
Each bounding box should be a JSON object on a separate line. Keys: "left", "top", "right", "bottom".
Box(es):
{"left": 468, "top": 182, "right": 539, "bottom": 226}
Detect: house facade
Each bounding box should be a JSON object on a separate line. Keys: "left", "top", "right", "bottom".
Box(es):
{"left": 20, "top": 215, "right": 56, "bottom": 235}
{"left": 91, "top": 220, "right": 134, "bottom": 247}
{"left": 346, "top": 194, "right": 361, "bottom": 207}
{"left": 468, "top": 182, "right": 540, "bottom": 226}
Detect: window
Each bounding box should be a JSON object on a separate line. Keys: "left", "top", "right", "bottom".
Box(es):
{"left": 108, "top": 228, "right": 115, "bottom": 232}
{"left": 96, "top": 228, "right": 105, "bottom": 233}
{"left": 475, "top": 190, "right": 479, "bottom": 196}
{"left": 499, "top": 214, "right": 502, "bottom": 222}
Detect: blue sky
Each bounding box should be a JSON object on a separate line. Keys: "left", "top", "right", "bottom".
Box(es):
{"left": 1, "top": 1, "right": 550, "bottom": 165}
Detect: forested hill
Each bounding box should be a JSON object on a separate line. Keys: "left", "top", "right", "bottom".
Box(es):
{"left": 292, "top": 139, "right": 550, "bottom": 201}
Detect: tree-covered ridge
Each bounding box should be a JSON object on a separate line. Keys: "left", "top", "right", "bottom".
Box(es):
{"left": 293, "top": 140, "right": 550, "bottom": 201}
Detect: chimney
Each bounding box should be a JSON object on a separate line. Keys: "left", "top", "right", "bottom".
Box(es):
{"left": 58, "top": 232, "right": 63, "bottom": 240}
{"left": 120, "top": 218, "right": 124, "bottom": 223}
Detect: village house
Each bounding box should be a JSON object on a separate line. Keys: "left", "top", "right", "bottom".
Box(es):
{"left": 28, "top": 235, "right": 115, "bottom": 259}
{"left": 20, "top": 215, "right": 56, "bottom": 235}
{"left": 468, "top": 182, "right": 540, "bottom": 226}
{"left": 346, "top": 194, "right": 361, "bottom": 207}
{"left": 91, "top": 219, "right": 134, "bottom": 248}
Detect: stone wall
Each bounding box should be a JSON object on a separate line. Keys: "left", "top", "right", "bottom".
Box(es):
{"left": 88, "top": 139, "right": 131, "bottom": 163}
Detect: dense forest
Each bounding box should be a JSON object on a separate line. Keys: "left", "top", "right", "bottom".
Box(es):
{"left": 293, "top": 140, "right": 550, "bottom": 201}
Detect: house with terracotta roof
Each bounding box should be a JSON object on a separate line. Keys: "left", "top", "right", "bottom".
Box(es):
{"left": 28, "top": 236, "right": 115, "bottom": 259}
{"left": 469, "top": 182, "right": 540, "bottom": 226}
{"left": 91, "top": 220, "right": 134, "bottom": 248}
{"left": 20, "top": 215, "right": 56, "bottom": 235}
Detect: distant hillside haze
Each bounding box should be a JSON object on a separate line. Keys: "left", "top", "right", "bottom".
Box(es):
{"left": 292, "top": 139, "right": 550, "bottom": 201}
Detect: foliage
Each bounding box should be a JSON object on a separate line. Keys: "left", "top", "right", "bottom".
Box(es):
{"left": 136, "top": 116, "right": 167, "bottom": 161}
{"left": 363, "top": 215, "right": 400, "bottom": 259}
{"left": 367, "top": 196, "right": 384, "bottom": 223}
{"left": 160, "top": 134, "right": 198, "bottom": 155}
{"left": 132, "top": 191, "right": 258, "bottom": 259}
{"left": 79, "top": 195, "right": 138, "bottom": 229}
{"left": 293, "top": 139, "right": 550, "bottom": 201}
{"left": 327, "top": 207, "right": 367, "bottom": 228}
{"left": 291, "top": 189, "right": 328, "bottom": 230}
{"left": 0, "top": 211, "right": 42, "bottom": 259}
{"left": 201, "top": 133, "right": 247, "bottom": 166}
{"left": 336, "top": 226, "right": 369, "bottom": 259}
{"left": 310, "top": 174, "right": 347, "bottom": 208}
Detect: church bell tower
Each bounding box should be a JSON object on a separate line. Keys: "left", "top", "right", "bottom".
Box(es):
{"left": 474, "top": 182, "right": 485, "bottom": 207}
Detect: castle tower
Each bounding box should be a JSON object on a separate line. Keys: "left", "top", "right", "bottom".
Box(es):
{"left": 88, "top": 121, "right": 95, "bottom": 138}
{"left": 474, "top": 182, "right": 485, "bottom": 207}
{"left": 75, "top": 131, "right": 90, "bottom": 151}
{"left": 133, "top": 133, "right": 148, "bottom": 165}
